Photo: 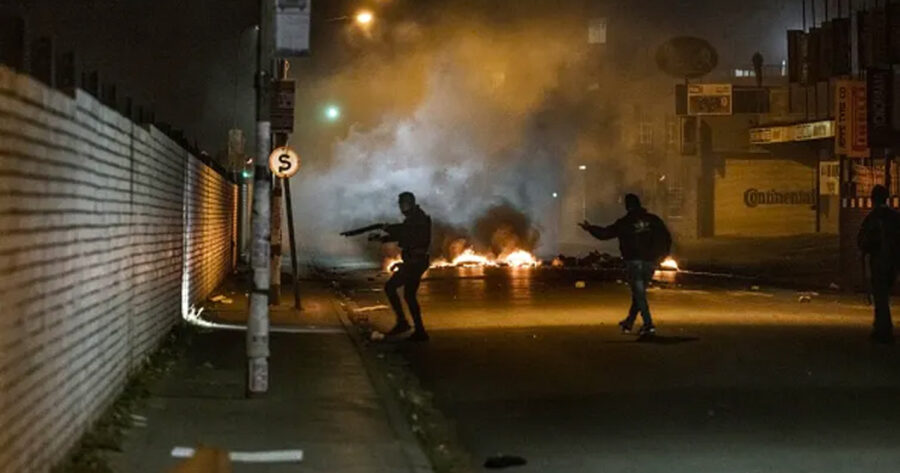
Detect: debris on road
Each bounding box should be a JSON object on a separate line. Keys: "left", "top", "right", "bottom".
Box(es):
{"left": 484, "top": 454, "right": 528, "bottom": 469}
{"left": 551, "top": 251, "right": 624, "bottom": 269}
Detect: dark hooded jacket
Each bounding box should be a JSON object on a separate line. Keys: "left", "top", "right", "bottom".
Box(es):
{"left": 384, "top": 205, "right": 432, "bottom": 262}
{"left": 858, "top": 205, "right": 900, "bottom": 273}
{"left": 585, "top": 207, "right": 671, "bottom": 262}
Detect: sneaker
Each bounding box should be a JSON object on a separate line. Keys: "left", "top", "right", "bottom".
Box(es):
{"left": 386, "top": 323, "right": 412, "bottom": 336}
{"left": 638, "top": 325, "right": 656, "bottom": 336}
{"left": 618, "top": 320, "right": 633, "bottom": 334}
{"left": 407, "top": 331, "right": 430, "bottom": 342}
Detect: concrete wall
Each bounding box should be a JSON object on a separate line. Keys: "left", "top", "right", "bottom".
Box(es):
{"left": 0, "top": 66, "right": 235, "bottom": 472}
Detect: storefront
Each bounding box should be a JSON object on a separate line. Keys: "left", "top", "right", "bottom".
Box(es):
{"left": 741, "top": 119, "right": 837, "bottom": 236}
{"left": 713, "top": 156, "right": 818, "bottom": 236}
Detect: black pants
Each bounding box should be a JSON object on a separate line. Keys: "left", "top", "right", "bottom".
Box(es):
{"left": 385, "top": 259, "right": 429, "bottom": 332}
{"left": 871, "top": 264, "right": 897, "bottom": 337}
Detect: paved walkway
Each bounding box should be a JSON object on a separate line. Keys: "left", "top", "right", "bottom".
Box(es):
{"left": 107, "top": 275, "right": 431, "bottom": 473}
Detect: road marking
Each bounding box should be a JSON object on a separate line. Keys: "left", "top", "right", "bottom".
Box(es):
{"left": 171, "top": 447, "right": 304, "bottom": 463}
{"left": 354, "top": 304, "right": 390, "bottom": 313}
{"left": 183, "top": 306, "right": 344, "bottom": 333}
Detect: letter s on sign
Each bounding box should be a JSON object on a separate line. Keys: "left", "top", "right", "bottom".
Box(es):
{"left": 278, "top": 154, "right": 292, "bottom": 173}
{"left": 268, "top": 147, "right": 300, "bottom": 178}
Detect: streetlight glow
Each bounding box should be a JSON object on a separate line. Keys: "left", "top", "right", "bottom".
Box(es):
{"left": 578, "top": 165, "right": 587, "bottom": 171}
{"left": 325, "top": 105, "right": 341, "bottom": 121}
{"left": 355, "top": 10, "right": 374, "bottom": 25}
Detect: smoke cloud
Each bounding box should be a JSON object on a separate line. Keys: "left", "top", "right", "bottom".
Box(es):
{"left": 290, "top": 12, "right": 664, "bottom": 265}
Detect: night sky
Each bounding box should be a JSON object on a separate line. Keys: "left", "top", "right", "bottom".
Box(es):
{"left": 16, "top": 0, "right": 806, "bottom": 156}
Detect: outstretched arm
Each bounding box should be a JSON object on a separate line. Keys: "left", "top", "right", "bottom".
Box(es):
{"left": 578, "top": 220, "right": 618, "bottom": 241}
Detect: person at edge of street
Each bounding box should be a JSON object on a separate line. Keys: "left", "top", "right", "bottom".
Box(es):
{"left": 375, "top": 192, "right": 432, "bottom": 342}
{"left": 579, "top": 193, "right": 672, "bottom": 337}
{"left": 857, "top": 184, "right": 900, "bottom": 345}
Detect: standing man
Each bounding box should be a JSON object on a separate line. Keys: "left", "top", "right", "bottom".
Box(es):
{"left": 341, "top": 192, "right": 432, "bottom": 341}
{"left": 857, "top": 184, "right": 900, "bottom": 344}
{"left": 579, "top": 193, "right": 671, "bottom": 336}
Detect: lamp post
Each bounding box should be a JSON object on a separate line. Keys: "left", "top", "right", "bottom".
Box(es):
{"left": 578, "top": 165, "right": 587, "bottom": 221}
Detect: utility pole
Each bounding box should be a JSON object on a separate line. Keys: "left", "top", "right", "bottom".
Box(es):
{"left": 269, "top": 59, "right": 289, "bottom": 305}
{"left": 247, "top": 0, "right": 274, "bottom": 397}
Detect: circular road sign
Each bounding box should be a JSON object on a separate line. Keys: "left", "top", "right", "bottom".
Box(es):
{"left": 655, "top": 36, "right": 718, "bottom": 79}
{"left": 268, "top": 146, "right": 301, "bottom": 178}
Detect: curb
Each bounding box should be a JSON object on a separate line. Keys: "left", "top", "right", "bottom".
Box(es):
{"left": 327, "top": 286, "right": 435, "bottom": 473}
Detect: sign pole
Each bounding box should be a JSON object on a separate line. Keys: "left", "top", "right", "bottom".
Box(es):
{"left": 284, "top": 177, "right": 302, "bottom": 310}
{"left": 267, "top": 146, "right": 302, "bottom": 309}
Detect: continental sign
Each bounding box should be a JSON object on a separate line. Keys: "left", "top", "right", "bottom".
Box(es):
{"left": 749, "top": 120, "right": 834, "bottom": 145}
{"left": 743, "top": 189, "right": 816, "bottom": 208}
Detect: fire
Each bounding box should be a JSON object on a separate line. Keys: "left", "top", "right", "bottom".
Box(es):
{"left": 449, "top": 248, "right": 497, "bottom": 267}
{"left": 502, "top": 249, "right": 540, "bottom": 268}
{"left": 393, "top": 247, "right": 540, "bottom": 270}
{"left": 659, "top": 257, "right": 679, "bottom": 271}
{"left": 383, "top": 256, "right": 403, "bottom": 273}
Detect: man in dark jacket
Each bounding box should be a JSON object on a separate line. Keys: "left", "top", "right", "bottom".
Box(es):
{"left": 579, "top": 193, "right": 671, "bottom": 336}
{"left": 378, "top": 192, "right": 432, "bottom": 341}
{"left": 857, "top": 184, "right": 900, "bottom": 344}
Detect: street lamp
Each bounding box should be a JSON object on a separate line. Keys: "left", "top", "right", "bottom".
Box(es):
{"left": 578, "top": 165, "right": 587, "bottom": 220}
{"left": 326, "top": 10, "right": 376, "bottom": 26}
{"left": 355, "top": 10, "right": 374, "bottom": 26}
{"left": 324, "top": 105, "right": 342, "bottom": 121}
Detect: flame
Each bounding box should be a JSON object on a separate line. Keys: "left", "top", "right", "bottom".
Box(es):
{"left": 502, "top": 249, "right": 540, "bottom": 268}
{"left": 450, "top": 248, "right": 498, "bottom": 267}
{"left": 660, "top": 257, "right": 679, "bottom": 271}
{"left": 384, "top": 246, "right": 540, "bottom": 271}
{"left": 383, "top": 256, "right": 403, "bottom": 273}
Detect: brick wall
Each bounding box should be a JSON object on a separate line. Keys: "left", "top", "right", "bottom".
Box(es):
{"left": 0, "top": 66, "right": 236, "bottom": 472}
{"left": 183, "top": 153, "right": 237, "bottom": 313}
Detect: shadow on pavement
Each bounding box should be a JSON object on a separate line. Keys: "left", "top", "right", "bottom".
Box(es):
{"left": 602, "top": 335, "right": 700, "bottom": 345}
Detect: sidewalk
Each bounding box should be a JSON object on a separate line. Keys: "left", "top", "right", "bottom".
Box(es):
{"left": 106, "top": 274, "right": 432, "bottom": 473}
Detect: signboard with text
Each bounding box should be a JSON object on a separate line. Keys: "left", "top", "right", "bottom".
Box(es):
{"left": 687, "top": 83, "right": 732, "bottom": 116}
{"left": 271, "top": 80, "right": 296, "bottom": 133}
{"left": 835, "top": 80, "right": 869, "bottom": 157}
{"left": 868, "top": 67, "right": 894, "bottom": 147}
{"left": 749, "top": 120, "right": 833, "bottom": 145}
{"left": 275, "top": 0, "right": 311, "bottom": 57}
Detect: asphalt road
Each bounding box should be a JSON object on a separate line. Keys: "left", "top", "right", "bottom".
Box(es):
{"left": 340, "top": 266, "right": 900, "bottom": 473}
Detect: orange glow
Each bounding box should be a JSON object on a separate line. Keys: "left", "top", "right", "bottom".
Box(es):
{"left": 502, "top": 249, "right": 540, "bottom": 268}
{"left": 660, "top": 257, "right": 679, "bottom": 271}
{"left": 355, "top": 10, "right": 374, "bottom": 25}
{"left": 383, "top": 256, "right": 403, "bottom": 273}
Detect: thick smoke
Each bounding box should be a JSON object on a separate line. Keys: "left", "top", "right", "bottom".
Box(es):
{"left": 290, "top": 14, "right": 661, "bottom": 264}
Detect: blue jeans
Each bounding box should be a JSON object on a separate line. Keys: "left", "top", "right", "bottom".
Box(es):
{"left": 623, "top": 260, "right": 655, "bottom": 328}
